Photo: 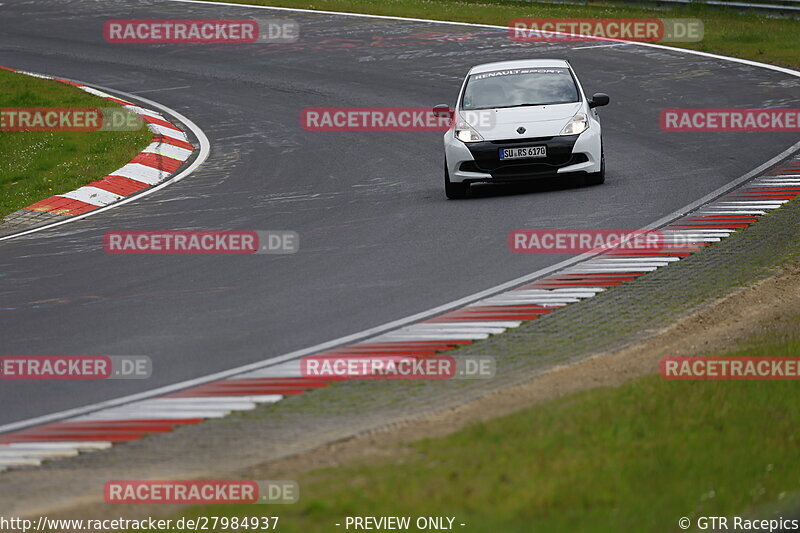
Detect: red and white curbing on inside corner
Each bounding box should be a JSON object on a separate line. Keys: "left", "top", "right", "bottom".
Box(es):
{"left": 1, "top": 154, "right": 799, "bottom": 471}
{"left": 0, "top": 66, "right": 195, "bottom": 222}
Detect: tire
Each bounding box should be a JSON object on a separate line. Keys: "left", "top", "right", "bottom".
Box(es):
{"left": 584, "top": 149, "right": 605, "bottom": 186}
{"left": 444, "top": 160, "right": 469, "bottom": 199}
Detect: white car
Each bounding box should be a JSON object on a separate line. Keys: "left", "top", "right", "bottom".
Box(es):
{"left": 436, "top": 59, "right": 609, "bottom": 199}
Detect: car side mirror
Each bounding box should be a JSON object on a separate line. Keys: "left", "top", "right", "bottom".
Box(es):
{"left": 589, "top": 93, "right": 610, "bottom": 108}
{"left": 432, "top": 104, "right": 453, "bottom": 118}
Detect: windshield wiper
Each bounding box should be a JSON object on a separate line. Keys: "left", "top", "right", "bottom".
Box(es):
{"left": 507, "top": 101, "right": 578, "bottom": 108}
{"left": 465, "top": 101, "right": 577, "bottom": 111}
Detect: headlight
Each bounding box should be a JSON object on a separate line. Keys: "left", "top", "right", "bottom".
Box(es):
{"left": 560, "top": 112, "right": 589, "bottom": 136}
{"left": 454, "top": 121, "right": 484, "bottom": 143}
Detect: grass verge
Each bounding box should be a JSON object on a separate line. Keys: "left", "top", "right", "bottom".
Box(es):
{"left": 179, "top": 330, "right": 800, "bottom": 531}
{"left": 199, "top": 0, "right": 800, "bottom": 69}
{"left": 0, "top": 69, "right": 152, "bottom": 218}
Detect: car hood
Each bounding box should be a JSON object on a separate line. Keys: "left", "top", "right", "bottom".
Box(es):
{"left": 466, "top": 102, "right": 583, "bottom": 141}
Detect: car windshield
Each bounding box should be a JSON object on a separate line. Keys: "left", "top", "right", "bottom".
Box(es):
{"left": 462, "top": 67, "right": 580, "bottom": 110}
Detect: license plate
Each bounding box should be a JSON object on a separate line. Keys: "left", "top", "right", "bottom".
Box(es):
{"left": 499, "top": 146, "right": 546, "bottom": 160}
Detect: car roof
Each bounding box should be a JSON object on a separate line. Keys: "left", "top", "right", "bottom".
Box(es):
{"left": 469, "top": 59, "right": 570, "bottom": 74}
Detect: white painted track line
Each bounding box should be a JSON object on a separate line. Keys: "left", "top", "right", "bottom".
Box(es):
{"left": 418, "top": 321, "right": 522, "bottom": 328}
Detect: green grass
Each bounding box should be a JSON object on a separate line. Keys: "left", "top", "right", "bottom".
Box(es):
{"left": 0, "top": 69, "right": 152, "bottom": 217}
{"left": 178, "top": 334, "right": 800, "bottom": 532}
{"left": 200, "top": 0, "right": 800, "bottom": 69}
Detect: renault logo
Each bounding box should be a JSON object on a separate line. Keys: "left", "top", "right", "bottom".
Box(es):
{"left": 516, "top": 126, "right": 526, "bottom": 134}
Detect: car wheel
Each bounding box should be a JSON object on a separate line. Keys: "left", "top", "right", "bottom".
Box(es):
{"left": 584, "top": 149, "right": 605, "bottom": 186}
{"left": 444, "top": 160, "right": 469, "bottom": 199}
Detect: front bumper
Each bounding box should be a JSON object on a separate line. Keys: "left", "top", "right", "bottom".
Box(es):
{"left": 444, "top": 123, "right": 602, "bottom": 183}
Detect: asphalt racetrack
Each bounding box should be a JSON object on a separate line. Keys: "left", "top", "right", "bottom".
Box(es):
{"left": 1, "top": 0, "right": 799, "bottom": 427}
